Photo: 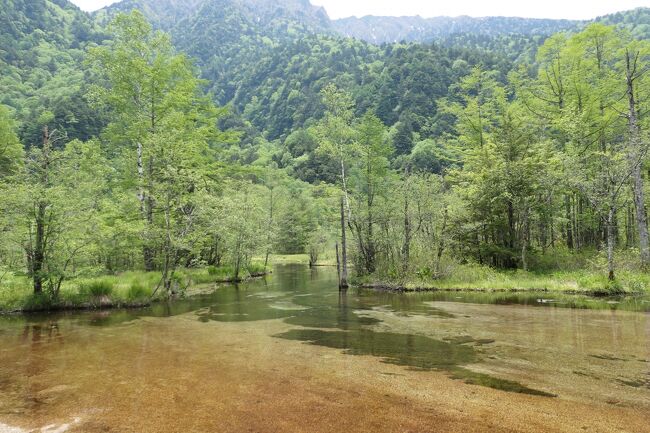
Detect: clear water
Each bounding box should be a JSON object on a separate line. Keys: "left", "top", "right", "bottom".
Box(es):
{"left": 0, "top": 264, "right": 648, "bottom": 432}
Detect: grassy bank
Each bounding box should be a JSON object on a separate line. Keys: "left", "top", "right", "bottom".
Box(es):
{"left": 359, "top": 263, "right": 650, "bottom": 296}
{"left": 0, "top": 263, "right": 269, "bottom": 313}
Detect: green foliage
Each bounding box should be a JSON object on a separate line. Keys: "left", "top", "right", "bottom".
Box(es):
{"left": 596, "top": 7, "right": 650, "bottom": 39}
{"left": 406, "top": 139, "right": 459, "bottom": 174}
{"left": 1, "top": 134, "right": 108, "bottom": 296}
{"left": 247, "top": 262, "right": 267, "bottom": 275}
{"left": 87, "top": 10, "right": 231, "bottom": 293}
{"left": 0, "top": 0, "right": 106, "bottom": 144}
{"left": 79, "top": 280, "right": 114, "bottom": 297}
{"left": 274, "top": 186, "right": 314, "bottom": 254}
{"left": 0, "top": 105, "right": 24, "bottom": 177}
{"left": 126, "top": 283, "right": 151, "bottom": 300}
{"left": 207, "top": 266, "right": 219, "bottom": 276}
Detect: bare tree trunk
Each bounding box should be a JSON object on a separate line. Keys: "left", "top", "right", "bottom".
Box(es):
{"left": 33, "top": 202, "right": 46, "bottom": 294}
{"left": 366, "top": 149, "right": 375, "bottom": 274}
{"left": 366, "top": 206, "right": 375, "bottom": 274}
{"left": 565, "top": 195, "right": 574, "bottom": 249}
{"left": 33, "top": 126, "right": 52, "bottom": 295}
{"left": 137, "top": 142, "right": 155, "bottom": 272}
{"left": 234, "top": 252, "right": 241, "bottom": 282}
{"left": 207, "top": 235, "right": 221, "bottom": 266}
{"left": 507, "top": 200, "right": 515, "bottom": 249}
{"left": 607, "top": 207, "right": 616, "bottom": 281}
{"left": 548, "top": 192, "right": 555, "bottom": 250}
{"left": 521, "top": 209, "right": 529, "bottom": 272}
{"left": 264, "top": 187, "right": 274, "bottom": 269}
{"left": 402, "top": 193, "right": 411, "bottom": 274}
{"left": 435, "top": 206, "right": 448, "bottom": 276}
{"left": 626, "top": 204, "right": 635, "bottom": 248}
{"left": 339, "top": 197, "right": 348, "bottom": 289}
{"left": 625, "top": 49, "right": 650, "bottom": 268}
{"left": 309, "top": 246, "right": 318, "bottom": 268}
{"left": 233, "top": 230, "right": 244, "bottom": 282}
{"left": 335, "top": 242, "right": 342, "bottom": 290}
{"left": 630, "top": 154, "right": 648, "bottom": 267}
{"left": 161, "top": 196, "right": 174, "bottom": 296}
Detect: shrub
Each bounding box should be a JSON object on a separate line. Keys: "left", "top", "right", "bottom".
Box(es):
{"left": 416, "top": 266, "right": 433, "bottom": 279}
{"left": 626, "top": 278, "right": 649, "bottom": 293}
{"left": 79, "top": 280, "right": 113, "bottom": 297}
{"left": 198, "top": 265, "right": 235, "bottom": 281}
{"left": 247, "top": 263, "right": 267, "bottom": 275}
{"left": 23, "top": 293, "right": 53, "bottom": 310}
{"left": 127, "top": 283, "right": 151, "bottom": 300}
{"left": 604, "top": 279, "right": 625, "bottom": 295}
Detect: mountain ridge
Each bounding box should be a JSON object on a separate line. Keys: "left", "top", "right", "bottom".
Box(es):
{"left": 332, "top": 15, "right": 581, "bottom": 44}
{"left": 90, "top": 1, "right": 650, "bottom": 45}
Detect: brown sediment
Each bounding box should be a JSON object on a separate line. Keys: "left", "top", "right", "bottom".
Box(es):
{"left": 0, "top": 315, "right": 648, "bottom": 433}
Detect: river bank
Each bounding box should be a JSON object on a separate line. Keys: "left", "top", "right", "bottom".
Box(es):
{"left": 360, "top": 282, "right": 645, "bottom": 297}
{"left": 357, "top": 264, "right": 650, "bottom": 297}
{"left": 0, "top": 264, "right": 270, "bottom": 314}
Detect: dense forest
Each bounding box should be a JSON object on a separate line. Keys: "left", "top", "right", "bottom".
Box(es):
{"left": 2, "top": 0, "right": 650, "bottom": 308}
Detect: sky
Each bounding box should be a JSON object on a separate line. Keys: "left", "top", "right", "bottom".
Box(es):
{"left": 70, "top": 0, "right": 650, "bottom": 20}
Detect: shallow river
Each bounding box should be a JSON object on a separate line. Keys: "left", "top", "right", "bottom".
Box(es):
{"left": 0, "top": 264, "right": 649, "bottom": 432}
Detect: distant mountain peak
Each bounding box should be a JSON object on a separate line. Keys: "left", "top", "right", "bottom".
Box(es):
{"left": 332, "top": 15, "right": 581, "bottom": 44}
{"left": 95, "top": 0, "right": 330, "bottom": 31}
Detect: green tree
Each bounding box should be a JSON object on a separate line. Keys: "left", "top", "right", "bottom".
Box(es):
{"left": 146, "top": 110, "right": 217, "bottom": 293}
{"left": 617, "top": 32, "right": 650, "bottom": 268}
{"left": 392, "top": 113, "right": 415, "bottom": 156}
{"left": 220, "top": 181, "right": 266, "bottom": 281}
{"left": 0, "top": 105, "right": 23, "bottom": 177}
{"left": 448, "top": 69, "right": 557, "bottom": 268}
{"left": 313, "top": 83, "right": 357, "bottom": 288}
{"left": 87, "top": 11, "right": 207, "bottom": 273}
{"left": 274, "top": 184, "right": 313, "bottom": 255}
{"left": 6, "top": 125, "right": 107, "bottom": 295}
{"left": 350, "top": 111, "right": 391, "bottom": 274}
{"left": 441, "top": 66, "right": 506, "bottom": 150}
{"left": 559, "top": 24, "right": 650, "bottom": 279}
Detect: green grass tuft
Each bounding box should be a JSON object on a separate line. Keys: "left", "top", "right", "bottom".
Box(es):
{"left": 126, "top": 283, "right": 152, "bottom": 300}
{"left": 78, "top": 280, "right": 114, "bottom": 297}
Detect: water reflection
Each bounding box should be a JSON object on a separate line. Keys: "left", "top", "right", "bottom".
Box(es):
{"left": 21, "top": 322, "right": 62, "bottom": 346}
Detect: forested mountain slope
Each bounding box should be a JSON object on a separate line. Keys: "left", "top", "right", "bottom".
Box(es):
{"left": 596, "top": 7, "right": 650, "bottom": 38}
{"left": 228, "top": 38, "right": 512, "bottom": 140}
{"left": 332, "top": 15, "right": 579, "bottom": 44}
{"left": 92, "top": 0, "right": 517, "bottom": 140}
{"left": 169, "top": 0, "right": 331, "bottom": 103}
{"left": 98, "top": 0, "right": 330, "bottom": 32}
{"left": 3, "top": 0, "right": 650, "bottom": 148}
{"left": 93, "top": 0, "right": 205, "bottom": 29}
{"left": 0, "top": 0, "right": 106, "bottom": 146}
{"left": 332, "top": 8, "right": 650, "bottom": 45}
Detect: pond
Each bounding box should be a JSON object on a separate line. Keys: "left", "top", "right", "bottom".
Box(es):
{"left": 0, "top": 264, "right": 649, "bottom": 432}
